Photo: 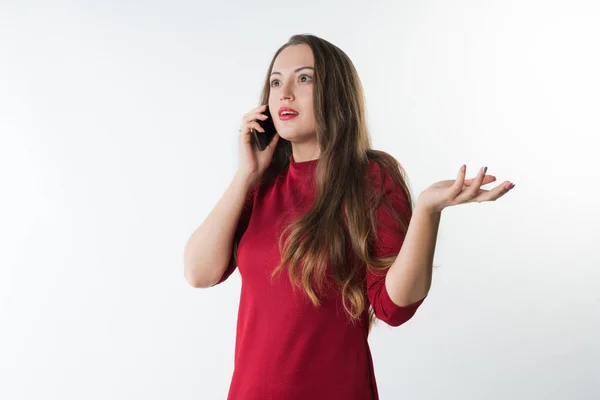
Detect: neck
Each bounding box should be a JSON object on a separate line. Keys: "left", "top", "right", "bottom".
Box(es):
{"left": 291, "top": 144, "right": 320, "bottom": 163}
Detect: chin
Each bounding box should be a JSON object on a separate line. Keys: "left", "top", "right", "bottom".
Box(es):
{"left": 275, "top": 126, "right": 315, "bottom": 141}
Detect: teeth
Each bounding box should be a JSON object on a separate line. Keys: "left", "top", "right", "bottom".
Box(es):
{"left": 282, "top": 112, "right": 297, "bottom": 115}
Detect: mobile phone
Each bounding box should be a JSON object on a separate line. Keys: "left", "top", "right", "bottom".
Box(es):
{"left": 251, "top": 105, "right": 277, "bottom": 151}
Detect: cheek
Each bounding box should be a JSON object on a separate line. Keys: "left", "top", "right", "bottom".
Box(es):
{"left": 302, "top": 107, "right": 315, "bottom": 125}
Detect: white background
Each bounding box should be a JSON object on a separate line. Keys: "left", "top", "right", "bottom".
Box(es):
{"left": 1, "top": 1, "right": 598, "bottom": 399}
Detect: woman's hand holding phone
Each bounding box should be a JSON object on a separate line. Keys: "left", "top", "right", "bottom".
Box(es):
{"left": 238, "top": 104, "right": 279, "bottom": 186}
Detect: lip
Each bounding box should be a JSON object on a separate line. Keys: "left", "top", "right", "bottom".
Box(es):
{"left": 278, "top": 107, "right": 299, "bottom": 117}
{"left": 279, "top": 114, "right": 298, "bottom": 121}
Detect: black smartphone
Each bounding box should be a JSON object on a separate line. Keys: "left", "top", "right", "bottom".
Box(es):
{"left": 251, "top": 105, "right": 277, "bottom": 151}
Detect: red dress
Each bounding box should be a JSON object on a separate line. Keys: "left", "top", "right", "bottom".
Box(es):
{"left": 212, "top": 154, "right": 427, "bottom": 399}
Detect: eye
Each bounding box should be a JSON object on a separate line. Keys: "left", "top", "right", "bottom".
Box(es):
{"left": 270, "top": 74, "right": 313, "bottom": 87}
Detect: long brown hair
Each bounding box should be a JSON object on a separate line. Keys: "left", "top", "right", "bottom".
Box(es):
{"left": 236, "top": 34, "right": 436, "bottom": 336}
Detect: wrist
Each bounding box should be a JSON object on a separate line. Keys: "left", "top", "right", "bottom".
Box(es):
{"left": 415, "top": 197, "right": 442, "bottom": 216}
{"left": 235, "top": 169, "right": 258, "bottom": 189}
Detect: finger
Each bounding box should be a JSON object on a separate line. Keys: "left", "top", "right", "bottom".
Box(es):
{"left": 251, "top": 113, "right": 269, "bottom": 122}
{"left": 465, "top": 175, "right": 496, "bottom": 185}
{"left": 474, "top": 181, "right": 514, "bottom": 203}
{"left": 245, "top": 104, "right": 267, "bottom": 118}
{"left": 245, "top": 112, "right": 268, "bottom": 123}
{"left": 473, "top": 166, "right": 488, "bottom": 187}
{"left": 469, "top": 188, "right": 489, "bottom": 203}
{"left": 251, "top": 121, "right": 264, "bottom": 132}
{"left": 239, "top": 121, "right": 263, "bottom": 134}
{"left": 451, "top": 165, "right": 467, "bottom": 197}
{"left": 252, "top": 122, "right": 265, "bottom": 132}
{"left": 457, "top": 166, "right": 487, "bottom": 202}
{"left": 468, "top": 166, "right": 487, "bottom": 184}
{"left": 492, "top": 181, "right": 514, "bottom": 198}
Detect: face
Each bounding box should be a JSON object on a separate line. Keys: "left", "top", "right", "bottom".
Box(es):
{"left": 268, "top": 44, "right": 318, "bottom": 156}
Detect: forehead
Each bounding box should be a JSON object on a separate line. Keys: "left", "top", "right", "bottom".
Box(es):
{"left": 272, "top": 44, "right": 314, "bottom": 71}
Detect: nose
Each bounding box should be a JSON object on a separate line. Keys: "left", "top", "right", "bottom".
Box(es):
{"left": 280, "top": 81, "right": 294, "bottom": 102}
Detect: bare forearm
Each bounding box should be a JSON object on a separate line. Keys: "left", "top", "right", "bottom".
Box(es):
{"left": 183, "top": 170, "right": 255, "bottom": 288}
{"left": 385, "top": 203, "right": 441, "bottom": 306}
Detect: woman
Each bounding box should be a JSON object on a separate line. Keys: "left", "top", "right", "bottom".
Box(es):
{"left": 184, "top": 33, "right": 515, "bottom": 400}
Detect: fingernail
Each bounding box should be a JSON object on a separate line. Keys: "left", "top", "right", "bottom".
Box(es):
{"left": 483, "top": 166, "right": 487, "bottom": 175}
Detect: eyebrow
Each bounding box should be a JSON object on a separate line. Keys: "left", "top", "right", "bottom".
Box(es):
{"left": 270, "top": 66, "right": 314, "bottom": 77}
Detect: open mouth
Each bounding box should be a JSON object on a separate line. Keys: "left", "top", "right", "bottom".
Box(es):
{"left": 279, "top": 113, "right": 298, "bottom": 120}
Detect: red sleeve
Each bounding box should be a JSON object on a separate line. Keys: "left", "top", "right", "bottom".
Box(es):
{"left": 366, "top": 161, "right": 427, "bottom": 327}
{"left": 211, "top": 185, "right": 256, "bottom": 286}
